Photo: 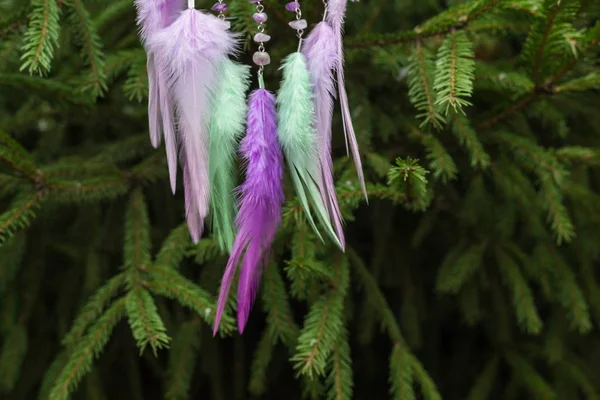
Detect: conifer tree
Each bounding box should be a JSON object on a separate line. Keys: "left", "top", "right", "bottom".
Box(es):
{"left": 1, "top": 0, "right": 600, "bottom": 399}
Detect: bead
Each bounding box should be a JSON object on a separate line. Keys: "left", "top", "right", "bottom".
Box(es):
{"left": 253, "top": 12, "right": 268, "bottom": 23}
{"left": 288, "top": 19, "right": 307, "bottom": 30}
{"left": 253, "top": 51, "right": 271, "bottom": 66}
{"left": 211, "top": 2, "right": 227, "bottom": 11}
{"left": 254, "top": 33, "right": 271, "bottom": 43}
{"left": 285, "top": 2, "right": 299, "bottom": 11}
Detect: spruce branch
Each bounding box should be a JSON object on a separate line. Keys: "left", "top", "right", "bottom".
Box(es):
{"left": 125, "top": 287, "right": 171, "bottom": 355}
{"left": 292, "top": 255, "right": 350, "bottom": 378}
{"left": 20, "top": 0, "right": 61, "bottom": 75}
{"left": 504, "top": 351, "right": 557, "bottom": 400}
{"left": 165, "top": 320, "right": 200, "bottom": 400}
{"left": 49, "top": 298, "right": 126, "bottom": 400}
{"left": 0, "top": 191, "right": 43, "bottom": 245}
{"left": 326, "top": 325, "right": 353, "bottom": 400}
{"left": 451, "top": 114, "right": 491, "bottom": 169}
{"left": 348, "top": 247, "right": 405, "bottom": 345}
{"left": 62, "top": 272, "right": 126, "bottom": 347}
{"left": 433, "top": 29, "right": 475, "bottom": 115}
{"left": 346, "top": 0, "right": 502, "bottom": 48}
{"left": 155, "top": 224, "right": 192, "bottom": 270}
{"left": 248, "top": 330, "right": 274, "bottom": 396}
{"left": 496, "top": 249, "right": 543, "bottom": 334}
{"left": 147, "top": 265, "right": 235, "bottom": 334}
{"left": 409, "top": 353, "right": 442, "bottom": 400}
{"left": 124, "top": 189, "right": 151, "bottom": 275}
{"left": 388, "top": 156, "right": 434, "bottom": 210}
{"left": 407, "top": 40, "right": 445, "bottom": 129}
{"left": 0, "top": 129, "right": 38, "bottom": 181}
{"left": 0, "top": 233, "right": 25, "bottom": 294}
{"left": 262, "top": 261, "right": 300, "bottom": 346}
{"left": 0, "top": 73, "right": 85, "bottom": 104}
{"left": 466, "top": 357, "right": 499, "bottom": 400}
{"left": 64, "top": 0, "right": 107, "bottom": 97}
{"left": 0, "top": 323, "right": 28, "bottom": 393}
{"left": 389, "top": 344, "right": 415, "bottom": 400}
{"left": 436, "top": 242, "right": 487, "bottom": 294}
{"left": 123, "top": 52, "right": 148, "bottom": 102}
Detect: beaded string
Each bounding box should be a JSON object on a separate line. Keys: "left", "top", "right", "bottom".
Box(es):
{"left": 210, "top": 0, "right": 227, "bottom": 20}
{"left": 249, "top": 0, "right": 271, "bottom": 88}
{"left": 285, "top": 1, "right": 307, "bottom": 51}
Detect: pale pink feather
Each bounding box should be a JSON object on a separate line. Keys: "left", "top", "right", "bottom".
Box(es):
{"left": 303, "top": 22, "right": 345, "bottom": 248}
{"left": 326, "top": 0, "right": 368, "bottom": 200}
{"left": 148, "top": 9, "right": 238, "bottom": 240}
{"left": 134, "top": 0, "right": 183, "bottom": 193}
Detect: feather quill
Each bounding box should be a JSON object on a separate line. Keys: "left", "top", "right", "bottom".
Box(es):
{"left": 135, "top": 0, "right": 183, "bottom": 193}
{"left": 148, "top": 9, "right": 238, "bottom": 241}
{"left": 303, "top": 21, "right": 345, "bottom": 249}
{"left": 277, "top": 52, "right": 342, "bottom": 249}
{"left": 213, "top": 89, "right": 284, "bottom": 334}
{"left": 209, "top": 59, "right": 251, "bottom": 251}
{"left": 326, "top": 0, "right": 367, "bottom": 199}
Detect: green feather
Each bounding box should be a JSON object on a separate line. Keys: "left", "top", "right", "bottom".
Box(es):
{"left": 209, "top": 58, "right": 251, "bottom": 251}
{"left": 277, "top": 52, "right": 342, "bottom": 249}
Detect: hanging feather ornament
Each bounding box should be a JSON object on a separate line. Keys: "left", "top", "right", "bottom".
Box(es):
{"left": 277, "top": 2, "right": 342, "bottom": 248}
{"left": 302, "top": 18, "right": 345, "bottom": 249}
{"left": 147, "top": 1, "right": 238, "bottom": 242}
{"left": 325, "top": 0, "right": 367, "bottom": 199}
{"left": 134, "top": 0, "right": 184, "bottom": 193}
{"left": 214, "top": 1, "right": 284, "bottom": 334}
{"left": 208, "top": 2, "right": 252, "bottom": 252}
{"left": 209, "top": 59, "right": 251, "bottom": 251}
{"left": 214, "top": 89, "right": 283, "bottom": 334}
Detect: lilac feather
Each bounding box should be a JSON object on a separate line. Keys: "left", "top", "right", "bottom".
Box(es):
{"left": 148, "top": 9, "right": 238, "bottom": 241}
{"left": 134, "top": 0, "right": 183, "bottom": 193}
{"left": 303, "top": 21, "right": 345, "bottom": 249}
{"left": 213, "top": 89, "right": 284, "bottom": 335}
{"left": 326, "top": 0, "right": 368, "bottom": 200}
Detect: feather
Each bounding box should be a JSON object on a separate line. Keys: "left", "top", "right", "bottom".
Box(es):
{"left": 303, "top": 21, "right": 345, "bottom": 249}
{"left": 209, "top": 59, "right": 251, "bottom": 251}
{"left": 135, "top": 0, "right": 183, "bottom": 193}
{"left": 148, "top": 9, "right": 238, "bottom": 241}
{"left": 213, "top": 89, "right": 284, "bottom": 334}
{"left": 277, "top": 52, "right": 342, "bottom": 249}
{"left": 326, "top": 0, "right": 367, "bottom": 200}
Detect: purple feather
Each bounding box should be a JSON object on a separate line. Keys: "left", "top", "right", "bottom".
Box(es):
{"left": 135, "top": 0, "right": 183, "bottom": 192}
{"left": 213, "top": 89, "right": 284, "bottom": 335}
{"left": 148, "top": 9, "right": 238, "bottom": 241}
{"left": 326, "top": 0, "right": 368, "bottom": 200}
{"left": 303, "top": 21, "right": 345, "bottom": 249}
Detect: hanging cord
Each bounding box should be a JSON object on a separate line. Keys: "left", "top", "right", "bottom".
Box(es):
{"left": 252, "top": 1, "right": 270, "bottom": 88}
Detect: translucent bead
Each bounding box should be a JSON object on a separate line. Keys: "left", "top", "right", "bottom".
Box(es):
{"left": 253, "top": 12, "right": 268, "bottom": 23}
{"left": 253, "top": 51, "right": 271, "bottom": 66}
{"left": 211, "top": 2, "right": 226, "bottom": 11}
{"left": 288, "top": 19, "right": 307, "bottom": 30}
{"left": 285, "top": 2, "right": 300, "bottom": 11}
{"left": 254, "top": 33, "right": 271, "bottom": 43}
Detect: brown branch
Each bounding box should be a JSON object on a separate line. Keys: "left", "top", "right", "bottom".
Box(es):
{"left": 475, "top": 93, "right": 536, "bottom": 132}
{"left": 346, "top": 0, "right": 501, "bottom": 49}
{"left": 476, "top": 39, "right": 600, "bottom": 132}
